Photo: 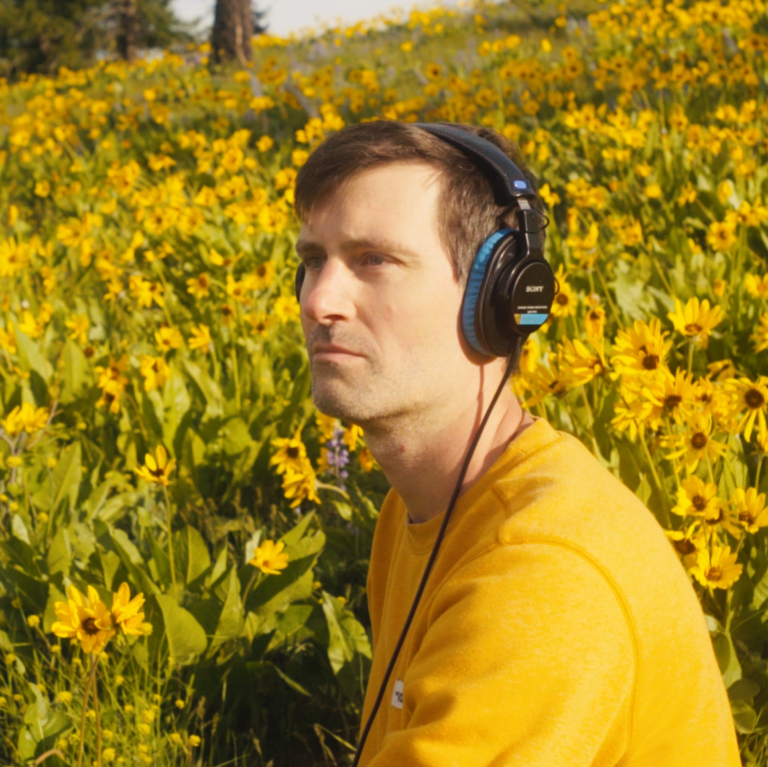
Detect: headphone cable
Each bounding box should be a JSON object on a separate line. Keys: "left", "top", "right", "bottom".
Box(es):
{"left": 351, "top": 354, "right": 518, "bottom": 766}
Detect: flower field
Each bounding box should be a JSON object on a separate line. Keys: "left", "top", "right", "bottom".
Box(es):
{"left": 1, "top": 0, "right": 768, "bottom": 763}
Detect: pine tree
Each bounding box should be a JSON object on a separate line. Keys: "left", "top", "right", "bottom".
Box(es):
{"left": 211, "top": 0, "right": 254, "bottom": 65}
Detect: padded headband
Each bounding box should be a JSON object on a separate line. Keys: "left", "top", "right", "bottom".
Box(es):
{"left": 414, "top": 122, "right": 537, "bottom": 207}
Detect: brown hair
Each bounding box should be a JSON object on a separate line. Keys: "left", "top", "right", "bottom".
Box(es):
{"left": 294, "top": 120, "right": 545, "bottom": 363}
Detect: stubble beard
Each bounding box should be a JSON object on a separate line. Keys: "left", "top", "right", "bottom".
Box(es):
{"left": 310, "top": 356, "right": 421, "bottom": 428}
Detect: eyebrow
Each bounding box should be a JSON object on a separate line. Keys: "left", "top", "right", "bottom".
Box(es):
{"left": 295, "top": 236, "right": 421, "bottom": 261}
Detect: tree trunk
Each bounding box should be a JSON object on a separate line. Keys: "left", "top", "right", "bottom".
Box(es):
{"left": 211, "top": 0, "right": 253, "bottom": 65}
{"left": 117, "top": 0, "right": 139, "bottom": 61}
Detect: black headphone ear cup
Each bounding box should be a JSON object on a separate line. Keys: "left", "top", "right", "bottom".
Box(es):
{"left": 295, "top": 263, "right": 306, "bottom": 302}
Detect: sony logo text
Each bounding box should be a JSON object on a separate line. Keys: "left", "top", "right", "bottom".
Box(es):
{"left": 525, "top": 285, "right": 544, "bottom": 292}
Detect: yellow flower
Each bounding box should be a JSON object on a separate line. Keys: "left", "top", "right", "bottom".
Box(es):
{"left": 667, "top": 297, "right": 723, "bottom": 348}
{"left": 745, "top": 273, "right": 768, "bottom": 299}
{"left": 665, "top": 522, "right": 704, "bottom": 569}
{"left": 34, "top": 180, "right": 50, "bottom": 198}
{"left": 282, "top": 462, "right": 320, "bottom": 508}
{"left": 690, "top": 544, "right": 743, "bottom": 590}
{"left": 343, "top": 424, "right": 364, "bottom": 451}
{"left": 111, "top": 582, "right": 151, "bottom": 636}
{"left": 751, "top": 313, "right": 768, "bottom": 354}
{"left": 732, "top": 488, "right": 768, "bottom": 534}
{"left": 270, "top": 435, "right": 308, "bottom": 475}
{"left": 584, "top": 303, "right": 606, "bottom": 341}
{"left": 256, "top": 135, "right": 274, "bottom": 152}
{"left": 56, "top": 691, "right": 73, "bottom": 704}
{"left": 154, "top": 326, "right": 183, "bottom": 352}
{"left": 175, "top": 699, "right": 185, "bottom": 709}
{"left": 611, "top": 319, "right": 672, "bottom": 377}
{"left": 550, "top": 266, "right": 577, "bottom": 318}
{"left": 102, "top": 748, "right": 116, "bottom": 763}
{"left": 188, "top": 324, "right": 211, "bottom": 352}
{"left": 359, "top": 447, "right": 377, "bottom": 472}
{"left": 660, "top": 414, "right": 728, "bottom": 472}
{"left": 706, "top": 220, "right": 737, "bottom": 252}
{"left": 2, "top": 402, "right": 50, "bottom": 437}
{"left": 189, "top": 735, "right": 201, "bottom": 747}
{"left": 723, "top": 376, "right": 768, "bottom": 443}
{"left": 425, "top": 63, "right": 442, "bottom": 81}
{"left": 249, "top": 539, "right": 290, "bottom": 575}
{"left": 52, "top": 584, "right": 116, "bottom": 654}
{"left": 672, "top": 477, "right": 720, "bottom": 519}
{"left": 273, "top": 295, "right": 300, "bottom": 323}
{"left": 186, "top": 273, "right": 211, "bottom": 300}
{"left": 27, "top": 615, "right": 40, "bottom": 628}
{"left": 0, "top": 322, "right": 17, "bottom": 354}
{"left": 64, "top": 314, "right": 89, "bottom": 345}
{"left": 139, "top": 355, "right": 171, "bottom": 392}
{"left": 135, "top": 445, "right": 176, "bottom": 487}
{"left": 242, "top": 264, "right": 275, "bottom": 296}
{"left": 644, "top": 183, "right": 662, "bottom": 199}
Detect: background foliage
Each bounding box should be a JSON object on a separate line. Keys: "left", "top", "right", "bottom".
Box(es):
{"left": 1, "top": 0, "right": 768, "bottom": 764}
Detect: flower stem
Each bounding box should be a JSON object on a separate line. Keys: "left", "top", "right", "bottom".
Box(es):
{"left": 163, "top": 484, "right": 178, "bottom": 597}
{"left": 76, "top": 656, "right": 98, "bottom": 767}
{"left": 93, "top": 660, "right": 102, "bottom": 767}
{"left": 638, "top": 427, "right": 671, "bottom": 528}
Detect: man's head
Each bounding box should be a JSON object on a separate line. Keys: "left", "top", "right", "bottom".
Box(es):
{"left": 293, "top": 121, "right": 542, "bottom": 427}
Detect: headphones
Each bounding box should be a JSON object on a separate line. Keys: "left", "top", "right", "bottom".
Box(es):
{"left": 293, "top": 122, "right": 555, "bottom": 358}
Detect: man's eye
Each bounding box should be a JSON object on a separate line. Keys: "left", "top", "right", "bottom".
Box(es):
{"left": 303, "top": 256, "right": 324, "bottom": 270}
{"left": 363, "top": 253, "right": 386, "bottom": 266}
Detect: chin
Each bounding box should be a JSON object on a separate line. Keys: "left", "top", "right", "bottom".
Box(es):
{"left": 311, "top": 381, "right": 376, "bottom": 423}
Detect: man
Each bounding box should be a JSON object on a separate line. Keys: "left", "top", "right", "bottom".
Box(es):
{"left": 293, "top": 120, "right": 741, "bottom": 766}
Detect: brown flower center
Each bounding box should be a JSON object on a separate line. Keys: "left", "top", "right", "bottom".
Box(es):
{"left": 705, "top": 566, "right": 722, "bottom": 581}
{"left": 257, "top": 265, "right": 267, "bottom": 277}
{"left": 664, "top": 394, "right": 682, "bottom": 410}
{"left": 690, "top": 432, "right": 707, "bottom": 449}
{"left": 739, "top": 511, "right": 754, "bottom": 524}
{"left": 673, "top": 538, "right": 696, "bottom": 556}
{"left": 642, "top": 354, "right": 659, "bottom": 370}
{"left": 556, "top": 293, "right": 569, "bottom": 306}
{"left": 684, "top": 323, "right": 702, "bottom": 334}
{"left": 692, "top": 494, "right": 707, "bottom": 512}
{"left": 745, "top": 388, "right": 765, "bottom": 410}
{"left": 287, "top": 446, "right": 299, "bottom": 459}
{"left": 82, "top": 617, "right": 99, "bottom": 635}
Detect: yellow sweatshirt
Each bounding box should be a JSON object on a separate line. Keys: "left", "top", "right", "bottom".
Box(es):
{"left": 360, "top": 417, "right": 741, "bottom": 766}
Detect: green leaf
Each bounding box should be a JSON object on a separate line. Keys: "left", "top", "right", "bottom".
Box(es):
{"left": 173, "top": 525, "right": 211, "bottom": 588}
{"left": 18, "top": 682, "right": 71, "bottom": 761}
{"left": 210, "top": 568, "right": 244, "bottom": 651}
{"left": 711, "top": 629, "right": 742, "bottom": 689}
{"left": 320, "top": 591, "right": 372, "bottom": 675}
{"left": 162, "top": 369, "right": 191, "bottom": 451}
{"left": 218, "top": 417, "right": 253, "bottom": 456}
{"left": 51, "top": 442, "right": 82, "bottom": 518}
{"left": 46, "top": 526, "right": 71, "bottom": 576}
{"left": 15, "top": 330, "right": 52, "bottom": 384}
{"left": 267, "top": 660, "right": 311, "bottom": 696}
{"left": 110, "top": 529, "right": 158, "bottom": 596}
{"left": 60, "top": 339, "right": 92, "bottom": 403}
{"left": 730, "top": 700, "right": 757, "bottom": 734}
{"left": 280, "top": 510, "right": 316, "bottom": 547}
{"left": 155, "top": 594, "right": 208, "bottom": 665}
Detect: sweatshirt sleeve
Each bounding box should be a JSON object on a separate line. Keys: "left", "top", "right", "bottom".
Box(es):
{"left": 365, "top": 542, "right": 636, "bottom": 767}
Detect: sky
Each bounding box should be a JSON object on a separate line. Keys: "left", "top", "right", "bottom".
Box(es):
{"left": 171, "top": 0, "right": 445, "bottom": 38}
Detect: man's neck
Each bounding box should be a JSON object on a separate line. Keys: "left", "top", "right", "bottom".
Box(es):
{"left": 362, "top": 389, "right": 533, "bottom": 525}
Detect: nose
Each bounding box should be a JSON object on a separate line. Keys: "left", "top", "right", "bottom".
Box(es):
{"left": 300, "top": 258, "right": 356, "bottom": 326}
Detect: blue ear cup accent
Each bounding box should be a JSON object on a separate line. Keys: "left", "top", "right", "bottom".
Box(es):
{"left": 461, "top": 228, "right": 512, "bottom": 355}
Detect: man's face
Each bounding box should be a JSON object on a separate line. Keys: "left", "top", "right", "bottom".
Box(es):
{"left": 297, "top": 161, "right": 478, "bottom": 426}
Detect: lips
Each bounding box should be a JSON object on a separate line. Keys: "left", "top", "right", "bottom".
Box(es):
{"left": 312, "top": 343, "right": 362, "bottom": 356}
